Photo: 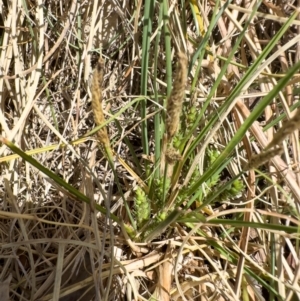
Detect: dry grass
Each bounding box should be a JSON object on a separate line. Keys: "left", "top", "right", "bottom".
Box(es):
{"left": 0, "top": 1, "right": 300, "bottom": 301}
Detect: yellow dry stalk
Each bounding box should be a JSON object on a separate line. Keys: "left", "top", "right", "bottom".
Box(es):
{"left": 91, "top": 57, "right": 111, "bottom": 151}
{"left": 267, "top": 110, "right": 300, "bottom": 150}
{"left": 166, "top": 51, "right": 188, "bottom": 142}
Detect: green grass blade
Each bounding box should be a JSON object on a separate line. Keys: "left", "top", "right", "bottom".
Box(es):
{"left": 140, "top": 1, "right": 155, "bottom": 159}
{"left": 153, "top": 2, "right": 165, "bottom": 180}
{"left": 144, "top": 208, "right": 181, "bottom": 242}
{"left": 188, "top": 0, "right": 231, "bottom": 74}
{"left": 192, "top": 60, "right": 300, "bottom": 197}
{"left": 1, "top": 137, "right": 120, "bottom": 224}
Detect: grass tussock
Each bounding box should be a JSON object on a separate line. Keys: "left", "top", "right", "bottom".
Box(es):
{"left": 0, "top": 1, "right": 300, "bottom": 301}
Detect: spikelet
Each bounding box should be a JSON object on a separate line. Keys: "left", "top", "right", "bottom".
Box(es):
{"left": 267, "top": 110, "right": 300, "bottom": 150}
{"left": 165, "top": 146, "right": 182, "bottom": 165}
{"left": 166, "top": 52, "right": 188, "bottom": 142}
{"left": 246, "top": 145, "right": 283, "bottom": 170}
{"left": 91, "top": 57, "right": 110, "bottom": 148}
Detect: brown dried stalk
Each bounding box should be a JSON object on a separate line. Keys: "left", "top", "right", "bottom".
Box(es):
{"left": 91, "top": 57, "right": 110, "bottom": 149}
{"left": 166, "top": 52, "right": 188, "bottom": 142}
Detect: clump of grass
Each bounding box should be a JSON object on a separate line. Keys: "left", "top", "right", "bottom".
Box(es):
{"left": 1, "top": 1, "right": 300, "bottom": 301}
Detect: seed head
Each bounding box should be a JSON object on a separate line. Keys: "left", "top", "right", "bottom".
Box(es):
{"left": 267, "top": 110, "right": 300, "bottom": 150}
{"left": 246, "top": 146, "right": 283, "bottom": 170}
{"left": 91, "top": 57, "right": 110, "bottom": 148}
{"left": 166, "top": 52, "right": 188, "bottom": 142}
